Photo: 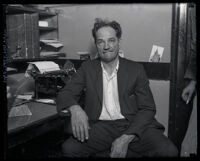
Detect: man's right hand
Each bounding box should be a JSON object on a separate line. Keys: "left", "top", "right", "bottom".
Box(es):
{"left": 181, "top": 80, "right": 196, "bottom": 104}
{"left": 69, "top": 105, "right": 90, "bottom": 142}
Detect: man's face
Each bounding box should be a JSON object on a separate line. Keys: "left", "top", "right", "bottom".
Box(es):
{"left": 95, "top": 26, "right": 120, "bottom": 63}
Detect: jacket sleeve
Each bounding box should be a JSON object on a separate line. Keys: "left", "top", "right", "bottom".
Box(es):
{"left": 184, "top": 6, "right": 196, "bottom": 80}
{"left": 124, "top": 64, "right": 157, "bottom": 140}
{"left": 56, "top": 61, "right": 87, "bottom": 113}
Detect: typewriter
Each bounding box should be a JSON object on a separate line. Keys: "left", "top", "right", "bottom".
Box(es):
{"left": 27, "top": 61, "right": 76, "bottom": 99}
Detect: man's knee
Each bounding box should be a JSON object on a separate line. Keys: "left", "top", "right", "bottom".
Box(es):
{"left": 61, "top": 138, "right": 88, "bottom": 157}
{"left": 61, "top": 140, "right": 78, "bottom": 157}
{"left": 157, "top": 141, "right": 179, "bottom": 157}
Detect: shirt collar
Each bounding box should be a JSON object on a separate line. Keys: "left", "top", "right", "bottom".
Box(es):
{"left": 101, "top": 59, "right": 119, "bottom": 74}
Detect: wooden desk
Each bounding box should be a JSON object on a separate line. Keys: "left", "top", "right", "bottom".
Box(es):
{"left": 7, "top": 101, "right": 66, "bottom": 149}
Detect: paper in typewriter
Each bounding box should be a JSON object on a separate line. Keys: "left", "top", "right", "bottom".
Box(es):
{"left": 26, "top": 61, "right": 60, "bottom": 74}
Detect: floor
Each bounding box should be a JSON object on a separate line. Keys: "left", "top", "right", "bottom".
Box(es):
{"left": 7, "top": 128, "right": 68, "bottom": 159}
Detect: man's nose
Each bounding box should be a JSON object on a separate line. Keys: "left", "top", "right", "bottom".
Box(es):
{"left": 103, "top": 42, "right": 110, "bottom": 49}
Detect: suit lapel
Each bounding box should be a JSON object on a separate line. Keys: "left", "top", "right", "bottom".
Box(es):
{"left": 117, "top": 57, "right": 128, "bottom": 101}
{"left": 93, "top": 60, "right": 103, "bottom": 104}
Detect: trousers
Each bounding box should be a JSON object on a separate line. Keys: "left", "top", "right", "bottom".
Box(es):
{"left": 62, "top": 119, "right": 178, "bottom": 158}
{"left": 181, "top": 95, "right": 197, "bottom": 156}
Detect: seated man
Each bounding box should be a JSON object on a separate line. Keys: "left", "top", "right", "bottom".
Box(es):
{"left": 56, "top": 18, "right": 178, "bottom": 158}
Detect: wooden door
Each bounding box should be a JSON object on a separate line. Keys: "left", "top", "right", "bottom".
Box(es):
{"left": 169, "top": 3, "right": 196, "bottom": 151}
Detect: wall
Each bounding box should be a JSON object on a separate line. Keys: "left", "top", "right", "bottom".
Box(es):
{"left": 149, "top": 80, "right": 170, "bottom": 136}
{"left": 54, "top": 4, "right": 172, "bottom": 62}
{"left": 52, "top": 4, "right": 172, "bottom": 135}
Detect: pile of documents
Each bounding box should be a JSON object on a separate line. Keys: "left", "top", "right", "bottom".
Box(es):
{"left": 40, "top": 39, "right": 64, "bottom": 57}
{"left": 40, "top": 39, "right": 63, "bottom": 49}
{"left": 40, "top": 51, "right": 65, "bottom": 58}
{"left": 39, "top": 21, "right": 48, "bottom": 27}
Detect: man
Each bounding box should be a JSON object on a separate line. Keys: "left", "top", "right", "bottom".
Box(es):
{"left": 180, "top": 4, "right": 197, "bottom": 156}
{"left": 57, "top": 18, "right": 178, "bottom": 158}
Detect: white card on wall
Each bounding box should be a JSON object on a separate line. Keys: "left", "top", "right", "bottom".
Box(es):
{"left": 149, "top": 45, "right": 164, "bottom": 62}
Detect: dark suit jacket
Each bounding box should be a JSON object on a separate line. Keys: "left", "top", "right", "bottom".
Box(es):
{"left": 185, "top": 5, "right": 196, "bottom": 80}
{"left": 57, "top": 57, "right": 164, "bottom": 139}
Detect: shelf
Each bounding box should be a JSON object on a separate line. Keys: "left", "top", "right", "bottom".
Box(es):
{"left": 6, "top": 5, "right": 37, "bottom": 14}
{"left": 138, "top": 61, "right": 170, "bottom": 80}
{"left": 39, "top": 11, "right": 56, "bottom": 18}
{"left": 6, "top": 5, "right": 56, "bottom": 17}
{"left": 39, "top": 26, "right": 57, "bottom": 31}
{"left": 7, "top": 56, "right": 67, "bottom": 64}
{"left": 40, "top": 51, "right": 65, "bottom": 57}
{"left": 6, "top": 5, "right": 60, "bottom": 61}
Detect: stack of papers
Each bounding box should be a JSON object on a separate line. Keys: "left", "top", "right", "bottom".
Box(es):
{"left": 40, "top": 51, "right": 65, "bottom": 57}
{"left": 39, "top": 21, "right": 48, "bottom": 27}
{"left": 77, "top": 51, "right": 90, "bottom": 55}
{"left": 35, "top": 99, "right": 55, "bottom": 104}
{"left": 16, "top": 94, "right": 33, "bottom": 101}
{"left": 40, "top": 39, "right": 63, "bottom": 49}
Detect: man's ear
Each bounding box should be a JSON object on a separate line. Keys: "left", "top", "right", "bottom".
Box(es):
{"left": 118, "top": 39, "right": 122, "bottom": 48}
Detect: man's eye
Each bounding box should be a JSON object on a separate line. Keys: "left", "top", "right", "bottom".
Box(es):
{"left": 97, "top": 40, "right": 103, "bottom": 44}
{"left": 97, "top": 40, "right": 104, "bottom": 46}
{"left": 109, "top": 39, "right": 116, "bottom": 43}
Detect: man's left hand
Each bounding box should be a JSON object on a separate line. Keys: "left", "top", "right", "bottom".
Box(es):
{"left": 110, "top": 134, "right": 135, "bottom": 158}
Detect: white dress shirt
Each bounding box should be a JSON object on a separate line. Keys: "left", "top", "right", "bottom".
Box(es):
{"left": 99, "top": 60, "right": 125, "bottom": 120}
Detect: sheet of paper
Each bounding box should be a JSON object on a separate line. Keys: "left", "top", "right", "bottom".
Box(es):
{"left": 16, "top": 94, "right": 33, "bottom": 100}
{"left": 40, "top": 52, "right": 61, "bottom": 57}
{"left": 35, "top": 99, "right": 55, "bottom": 104}
{"left": 77, "top": 51, "right": 90, "bottom": 55}
{"left": 9, "top": 104, "right": 32, "bottom": 117}
{"left": 7, "top": 67, "right": 17, "bottom": 72}
{"left": 157, "top": 46, "right": 164, "bottom": 56}
{"left": 40, "top": 39, "right": 59, "bottom": 43}
{"left": 149, "top": 45, "right": 164, "bottom": 62}
{"left": 47, "top": 43, "right": 63, "bottom": 48}
{"left": 27, "top": 61, "right": 60, "bottom": 74}
{"left": 40, "top": 39, "right": 63, "bottom": 48}
{"left": 39, "top": 21, "right": 48, "bottom": 27}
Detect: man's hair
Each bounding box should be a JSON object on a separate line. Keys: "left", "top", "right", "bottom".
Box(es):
{"left": 92, "top": 18, "right": 122, "bottom": 42}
